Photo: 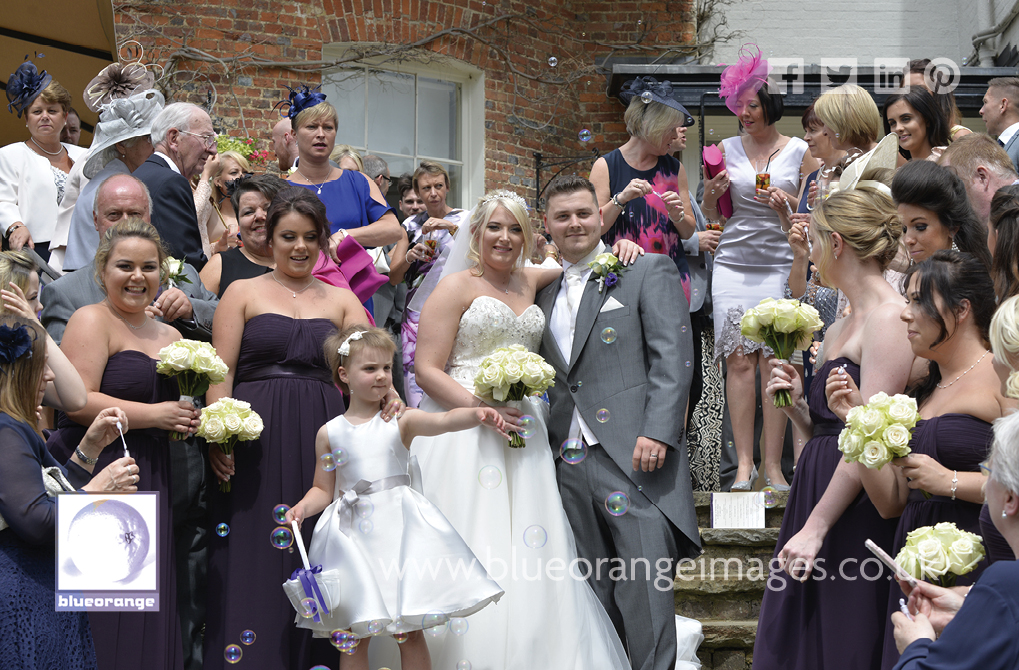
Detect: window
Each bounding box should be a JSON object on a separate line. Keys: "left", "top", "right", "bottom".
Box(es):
{"left": 321, "top": 51, "right": 484, "bottom": 213}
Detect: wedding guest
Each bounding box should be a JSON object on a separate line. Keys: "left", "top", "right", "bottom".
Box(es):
{"left": 0, "top": 315, "right": 137, "bottom": 670}
{"left": 814, "top": 83, "right": 883, "bottom": 156}
{"left": 890, "top": 409, "right": 1019, "bottom": 670}
{"left": 330, "top": 144, "right": 364, "bottom": 172}
{"left": 904, "top": 58, "right": 973, "bottom": 140}
{"left": 938, "top": 133, "right": 1018, "bottom": 226}
{"left": 271, "top": 117, "right": 298, "bottom": 172}
{"left": 794, "top": 101, "right": 845, "bottom": 214}
{"left": 61, "top": 107, "right": 82, "bottom": 145}
{"left": 48, "top": 219, "right": 201, "bottom": 670}
{"left": 988, "top": 185, "right": 1019, "bottom": 299}
{"left": 979, "top": 77, "right": 1019, "bottom": 172}
{"left": 884, "top": 88, "right": 951, "bottom": 162}
{"left": 702, "top": 47, "right": 815, "bottom": 491}
{"left": 891, "top": 160, "right": 992, "bottom": 268}
{"left": 986, "top": 294, "right": 1019, "bottom": 562}
{"left": 198, "top": 174, "right": 287, "bottom": 297}
{"left": 396, "top": 173, "right": 424, "bottom": 219}
{"left": 0, "top": 61, "right": 87, "bottom": 260}
{"left": 194, "top": 151, "right": 248, "bottom": 258}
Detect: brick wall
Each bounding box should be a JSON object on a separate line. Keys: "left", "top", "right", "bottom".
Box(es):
{"left": 114, "top": 0, "right": 696, "bottom": 209}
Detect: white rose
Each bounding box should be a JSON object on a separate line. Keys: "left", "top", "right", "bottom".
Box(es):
{"left": 594, "top": 253, "right": 615, "bottom": 266}
{"left": 795, "top": 303, "right": 824, "bottom": 332}
{"left": 239, "top": 414, "right": 264, "bottom": 441}
{"left": 772, "top": 301, "right": 799, "bottom": 333}
{"left": 845, "top": 405, "right": 864, "bottom": 424}
{"left": 887, "top": 397, "right": 919, "bottom": 428}
{"left": 838, "top": 429, "right": 865, "bottom": 459}
{"left": 201, "top": 417, "right": 227, "bottom": 443}
{"left": 511, "top": 350, "right": 531, "bottom": 366}
{"left": 755, "top": 302, "right": 775, "bottom": 327}
{"left": 946, "top": 536, "right": 985, "bottom": 576}
{"left": 740, "top": 310, "right": 764, "bottom": 342}
{"left": 521, "top": 361, "right": 546, "bottom": 388}
{"left": 856, "top": 408, "right": 886, "bottom": 437}
{"left": 480, "top": 365, "right": 503, "bottom": 390}
{"left": 867, "top": 392, "right": 893, "bottom": 410}
{"left": 905, "top": 525, "right": 937, "bottom": 547}
{"left": 503, "top": 363, "right": 523, "bottom": 384}
{"left": 223, "top": 414, "right": 243, "bottom": 434}
{"left": 164, "top": 257, "right": 182, "bottom": 278}
{"left": 895, "top": 545, "right": 922, "bottom": 580}
{"left": 160, "top": 344, "right": 194, "bottom": 372}
{"left": 861, "top": 440, "right": 891, "bottom": 469}
{"left": 882, "top": 424, "right": 912, "bottom": 457}
{"left": 915, "top": 537, "right": 950, "bottom": 579}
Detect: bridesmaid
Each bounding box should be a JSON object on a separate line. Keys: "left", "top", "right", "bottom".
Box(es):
{"left": 203, "top": 187, "right": 400, "bottom": 670}
{"left": 48, "top": 219, "right": 199, "bottom": 670}
{"left": 753, "top": 186, "right": 914, "bottom": 669}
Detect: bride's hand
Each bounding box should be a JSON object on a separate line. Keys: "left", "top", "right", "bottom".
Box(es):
{"left": 611, "top": 239, "right": 645, "bottom": 266}
{"left": 477, "top": 407, "right": 513, "bottom": 439}
{"left": 380, "top": 389, "right": 405, "bottom": 422}
{"left": 489, "top": 405, "right": 523, "bottom": 430}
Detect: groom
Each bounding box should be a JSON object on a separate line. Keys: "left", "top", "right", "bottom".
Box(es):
{"left": 538, "top": 175, "right": 701, "bottom": 670}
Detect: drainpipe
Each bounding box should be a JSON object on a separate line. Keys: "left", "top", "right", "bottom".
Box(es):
{"left": 973, "top": 0, "right": 1019, "bottom": 66}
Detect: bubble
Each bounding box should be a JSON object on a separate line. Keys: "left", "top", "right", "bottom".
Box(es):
{"left": 600, "top": 327, "right": 617, "bottom": 344}
{"left": 367, "top": 620, "right": 385, "bottom": 635}
{"left": 681, "top": 325, "right": 688, "bottom": 332}
{"left": 224, "top": 644, "right": 243, "bottom": 664}
{"left": 310, "top": 667, "right": 331, "bottom": 670}
{"left": 578, "top": 128, "right": 593, "bottom": 142}
{"left": 962, "top": 56, "right": 968, "bottom": 66}
{"left": 478, "top": 465, "right": 502, "bottom": 489}
{"left": 457, "top": 662, "right": 473, "bottom": 670}
{"left": 727, "top": 440, "right": 735, "bottom": 449}
{"left": 636, "top": 19, "right": 642, "bottom": 25}
{"left": 299, "top": 597, "right": 318, "bottom": 618}
{"left": 581, "top": 32, "right": 586, "bottom": 37}
{"left": 641, "top": 91, "right": 653, "bottom": 104}
{"left": 523, "top": 524, "right": 548, "bottom": 548}
{"left": 709, "top": 129, "right": 715, "bottom": 135}
{"left": 450, "top": 617, "right": 469, "bottom": 635}
{"left": 215, "top": 523, "right": 230, "bottom": 537}
{"left": 320, "top": 453, "right": 336, "bottom": 471}
{"left": 759, "top": 486, "right": 779, "bottom": 509}
{"left": 272, "top": 504, "right": 290, "bottom": 525}
{"left": 240, "top": 629, "right": 256, "bottom": 645}
{"left": 548, "top": 56, "right": 558, "bottom": 67}
{"left": 331, "top": 629, "right": 356, "bottom": 649}
{"left": 685, "top": 361, "right": 692, "bottom": 367}
{"left": 331, "top": 447, "right": 349, "bottom": 467}
{"left": 393, "top": 632, "right": 409, "bottom": 644}
{"left": 359, "top": 519, "right": 374, "bottom": 534}
{"left": 270, "top": 526, "right": 293, "bottom": 550}
{"left": 517, "top": 415, "right": 538, "bottom": 440}
{"left": 355, "top": 499, "right": 374, "bottom": 519}
{"left": 422, "top": 611, "right": 447, "bottom": 636}
{"left": 596, "top": 408, "right": 610, "bottom": 423}
{"left": 560, "top": 438, "right": 588, "bottom": 464}
{"left": 605, "top": 491, "right": 630, "bottom": 516}
{"left": 576, "top": 381, "right": 583, "bottom": 387}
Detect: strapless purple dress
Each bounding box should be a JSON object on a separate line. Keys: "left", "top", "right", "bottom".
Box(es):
{"left": 203, "top": 314, "right": 345, "bottom": 670}
{"left": 881, "top": 413, "right": 994, "bottom": 670}
{"left": 47, "top": 350, "right": 184, "bottom": 670}
{"left": 754, "top": 358, "right": 898, "bottom": 670}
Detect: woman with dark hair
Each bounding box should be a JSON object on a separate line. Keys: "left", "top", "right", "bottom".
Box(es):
{"left": 703, "top": 46, "right": 817, "bottom": 490}
{"left": 988, "top": 184, "right": 1019, "bottom": 300}
{"left": 905, "top": 58, "right": 973, "bottom": 140}
{"left": 891, "top": 160, "right": 992, "bottom": 269}
{"left": 884, "top": 88, "right": 951, "bottom": 161}
{"left": 203, "top": 186, "right": 402, "bottom": 669}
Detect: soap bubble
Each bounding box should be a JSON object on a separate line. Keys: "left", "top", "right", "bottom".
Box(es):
{"left": 709, "top": 129, "right": 715, "bottom": 135}
{"left": 560, "top": 438, "right": 587, "bottom": 464}
{"left": 331, "top": 629, "right": 355, "bottom": 649}
{"left": 605, "top": 491, "right": 630, "bottom": 516}
{"left": 578, "top": 128, "right": 592, "bottom": 142}
{"left": 450, "top": 617, "right": 469, "bottom": 635}
{"left": 299, "top": 597, "right": 318, "bottom": 618}
{"left": 215, "top": 523, "right": 230, "bottom": 537}
{"left": 393, "top": 632, "right": 409, "bottom": 644}
{"left": 759, "top": 486, "right": 779, "bottom": 509}
{"left": 367, "top": 620, "right": 385, "bottom": 635}
{"left": 641, "top": 91, "right": 653, "bottom": 104}
{"left": 354, "top": 499, "right": 374, "bottom": 519}
{"left": 457, "top": 662, "right": 473, "bottom": 670}
{"left": 596, "top": 408, "right": 610, "bottom": 423}
{"left": 523, "top": 524, "right": 548, "bottom": 548}
{"left": 270, "top": 526, "right": 293, "bottom": 549}
{"left": 518, "top": 415, "right": 537, "bottom": 439}
{"left": 272, "top": 504, "right": 290, "bottom": 525}
{"left": 224, "top": 644, "right": 242, "bottom": 664}
{"left": 685, "top": 361, "right": 692, "bottom": 367}
{"left": 320, "top": 453, "right": 336, "bottom": 471}
{"left": 359, "top": 519, "right": 374, "bottom": 534}
{"left": 681, "top": 325, "right": 688, "bottom": 333}
{"left": 548, "top": 56, "right": 558, "bottom": 67}
{"left": 637, "top": 19, "right": 642, "bottom": 25}
{"left": 240, "top": 629, "right": 256, "bottom": 645}
{"left": 600, "top": 327, "right": 617, "bottom": 344}
{"left": 332, "top": 447, "right": 349, "bottom": 466}
{"left": 422, "top": 611, "right": 447, "bottom": 636}
{"left": 310, "top": 666, "right": 330, "bottom": 670}
{"left": 478, "top": 465, "right": 502, "bottom": 489}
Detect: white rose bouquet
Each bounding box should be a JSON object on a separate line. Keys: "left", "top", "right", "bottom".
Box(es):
{"left": 740, "top": 298, "right": 825, "bottom": 407}
{"left": 838, "top": 392, "right": 920, "bottom": 470}
{"left": 895, "top": 522, "right": 985, "bottom": 586}
{"left": 197, "top": 397, "right": 264, "bottom": 492}
{"left": 473, "top": 344, "right": 555, "bottom": 448}
{"left": 156, "top": 339, "right": 229, "bottom": 440}
{"left": 163, "top": 257, "right": 192, "bottom": 288}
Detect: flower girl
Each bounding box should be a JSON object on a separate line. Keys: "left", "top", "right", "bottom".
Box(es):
{"left": 286, "top": 325, "right": 506, "bottom": 669}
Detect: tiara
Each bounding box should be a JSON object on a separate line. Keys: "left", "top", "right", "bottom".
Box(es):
{"left": 479, "top": 190, "right": 530, "bottom": 211}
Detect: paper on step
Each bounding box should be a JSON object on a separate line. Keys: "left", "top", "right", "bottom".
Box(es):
{"left": 710, "top": 492, "right": 766, "bottom": 529}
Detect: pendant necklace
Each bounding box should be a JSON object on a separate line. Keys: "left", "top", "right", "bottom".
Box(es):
{"left": 105, "top": 299, "right": 147, "bottom": 330}
{"left": 297, "top": 168, "right": 327, "bottom": 195}
{"left": 271, "top": 271, "right": 315, "bottom": 298}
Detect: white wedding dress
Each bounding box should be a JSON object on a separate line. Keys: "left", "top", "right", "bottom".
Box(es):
{"left": 371, "top": 295, "right": 629, "bottom": 670}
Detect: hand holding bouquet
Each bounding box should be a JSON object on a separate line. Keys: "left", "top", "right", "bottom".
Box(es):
{"left": 740, "top": 298, "right": 824, "bottom": 407}
{"left": 838, "top": 392, "right": 920, "bottom": 470}
{"left": 197, "top": 397, "right": 264, "bottom": 492}
{"left": 156, "top": 340, "right": 228, "bottom": 440}
{"left": 895, "top": 522, "right": 985, "bottom": 587}
{"left": 474, "top": 344, "right": 556, "bottom": 448}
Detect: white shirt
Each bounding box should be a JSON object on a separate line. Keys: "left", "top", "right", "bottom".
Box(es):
{"left": 999, "top": 122, "right": 1019, "bottom": 147}
{"left": 153, "top": 151, "right": 182, "bottom": 175}
{"left": 550, "top": 241, "right": 606, "bottom": 446}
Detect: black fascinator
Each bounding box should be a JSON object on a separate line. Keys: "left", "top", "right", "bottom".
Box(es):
{"left": 6, "top": 61, "right": 52, "bottom": 118}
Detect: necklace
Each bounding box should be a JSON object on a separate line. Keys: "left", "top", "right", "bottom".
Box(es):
{"left": 296, "top": 168, "right": 329, "bottom": 195}
{"left": 30, "top": 137, "right": 64, "bottom": 157}
{"left": 271, "top": 271, "right": 315, "bottom": 298}
{"left": 105, "top": 299, "right": 147, "bottom": 330}
{"left": 936, "top": 350, "right": 990, "bottom": 389}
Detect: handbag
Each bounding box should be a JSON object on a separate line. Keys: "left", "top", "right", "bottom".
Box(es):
{"left": 313, "top": 235, "right": 388, "bottom": 307}
{"left": 0, "top": 466, "right": 74, "bottom": 532}
{"left": 368, "top": 246, "right": 390, "bottom": 275}
{"left": 702, "top": 144, "right": 734, "bottom": 219}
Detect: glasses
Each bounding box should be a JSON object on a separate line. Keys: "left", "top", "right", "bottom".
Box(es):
{"left": 980, "top": 461, "right": 994, "bottom": 477}
{"left": 179, "top": 130, "right": 218, "bottom": 149}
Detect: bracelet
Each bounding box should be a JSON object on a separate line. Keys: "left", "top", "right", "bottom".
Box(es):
{"left": 610, "top": 193, "right": 624, "bottom": 208}
{"left": 75, "top": 445, "right": 98, "bottom": 466}
{"left": 951, "top": 470, "right": 958, "bottom": 500}
{"left": 5, "top": 224, "right": 22, "bottom": 239}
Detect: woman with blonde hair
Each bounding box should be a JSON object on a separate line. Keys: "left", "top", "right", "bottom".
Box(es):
{"left": 329, "top": 143, "right": 364, "bottom": 172}
{"left": 985, "top": 294, "right": 1019, "bottom": 563}
{"left": 194, "top": 149, "right": 249, "bottom": 257}
{"left": 814, "top": 83, "right": 883, "bottom": 155}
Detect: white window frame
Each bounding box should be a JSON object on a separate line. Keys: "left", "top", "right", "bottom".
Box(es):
{"left": 321, "top": 44, "right": 485, "bottom": 209}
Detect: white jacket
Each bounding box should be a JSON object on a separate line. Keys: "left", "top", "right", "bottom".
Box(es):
{"left": 0, "top": 141, "right": 87, "bottom": 243}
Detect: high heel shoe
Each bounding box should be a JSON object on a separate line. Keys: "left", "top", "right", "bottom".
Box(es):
{"left": 731, "top": 466, "right": 758, "bottom": 492}
{"left": 765, "top": 476, "right": 791, "bottom": 492}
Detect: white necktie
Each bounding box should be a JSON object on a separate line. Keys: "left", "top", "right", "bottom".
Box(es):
{"left": 564, "top": 265, "right": 587, "bottom": 353}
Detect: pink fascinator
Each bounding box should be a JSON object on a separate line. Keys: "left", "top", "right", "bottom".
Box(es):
{"left": 718, "top": 44, "right": 772, "bottom": 116}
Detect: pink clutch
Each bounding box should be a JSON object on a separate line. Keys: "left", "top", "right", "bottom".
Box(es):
{"left": 702, "top": 144, "right": 734, "bottom": 219}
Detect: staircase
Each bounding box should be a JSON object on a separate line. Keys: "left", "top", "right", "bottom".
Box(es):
{"left": 676, "top": 491, "right": 790, "bottom": 670}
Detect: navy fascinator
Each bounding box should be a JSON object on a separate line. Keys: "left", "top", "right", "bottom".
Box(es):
{"left": 274, "top": 85, "right": 327, "bottom": 121}
{"left": 6, "top": 61, "right": 52, "bottom": 118}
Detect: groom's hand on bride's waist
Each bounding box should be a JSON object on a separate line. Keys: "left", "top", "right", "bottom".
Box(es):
{"left": 633, "top": 436, "right": 667, "bottom": 472}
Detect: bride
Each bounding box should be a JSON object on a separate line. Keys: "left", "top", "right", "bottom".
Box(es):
{"left": 381, "top": 191, "right": 635, "bottom": 669}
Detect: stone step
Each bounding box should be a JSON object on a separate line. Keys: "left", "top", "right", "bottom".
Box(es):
{"left": 701, "top": 527, "right": 781, "bottom": 547}
{"left": 699, "top": 619, "right": 758, "bottom": 650}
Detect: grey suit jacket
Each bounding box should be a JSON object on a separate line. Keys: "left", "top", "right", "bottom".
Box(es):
{"left": 1005, "top": 132, "right": 1019, "bottom": 175}
{"left": 681, "top": 192, "right": 712, "bottom": 314}
{"left": 41, "top": 261, "right": 218, "bottom": 344}
{"left": 537, "top": 252, "right": 700, "bottom": 547}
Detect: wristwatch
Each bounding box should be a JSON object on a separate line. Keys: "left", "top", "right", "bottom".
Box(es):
{"left": 4, "top": 224, "right": 22, "bottom": 239}
{"left": 75, "top": 446, "right": 98, "bottom": 466}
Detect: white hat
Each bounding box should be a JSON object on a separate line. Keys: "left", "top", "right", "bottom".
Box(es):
{"left": 82, "top": 89, "right": 165, "bottom": 179}
{"left": 833, "top": 133, "right": 900, "bottom": 196}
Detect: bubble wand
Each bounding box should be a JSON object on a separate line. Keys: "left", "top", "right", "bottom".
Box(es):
{"left": 117, "top": 420, "right": 129, "bottom": 459}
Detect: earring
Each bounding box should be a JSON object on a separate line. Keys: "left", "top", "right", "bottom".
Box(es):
{"left": 951, "top": 237, "right": 960, "bottom": 252}
{"left": 1004, "top": 510, "right": 1009, "bottom": 518}
{"left": 834, "top": 253, "right": 839, "bottom": 261}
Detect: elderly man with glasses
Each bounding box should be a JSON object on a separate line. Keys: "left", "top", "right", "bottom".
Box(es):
{"left": 133, "top": 102, "right": 218, "bottom": 270}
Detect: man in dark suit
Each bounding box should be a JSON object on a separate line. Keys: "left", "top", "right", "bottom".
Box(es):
{"left": 134, "top": 102, "right": 216, "bottom": 270}
{"left": 980, "top": 77, "right": 1019, "bottom": 174}
{"left": 40, "top": 173, "right": 216, "bottom": 670}
{"left": 538, "top": 175, "right": 700, "bottom": 670}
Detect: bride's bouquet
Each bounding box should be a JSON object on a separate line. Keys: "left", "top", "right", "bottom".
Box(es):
{"left": 474, "top": 344, "right": 556, "bottom": 448}
{"left": 895, "top": 522, "right": 985, "bottom": 587}
{"left": 197, "top": 397, "right": 264, "bottom": 492}
{"left": 838, "top": 392, "right": 920, "bottom": 469}
{"left": 740, "top": 298, "right": 825, "bottom": 407}
{"left": 156, "top": 339, "right": 229, "bottom": 440}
